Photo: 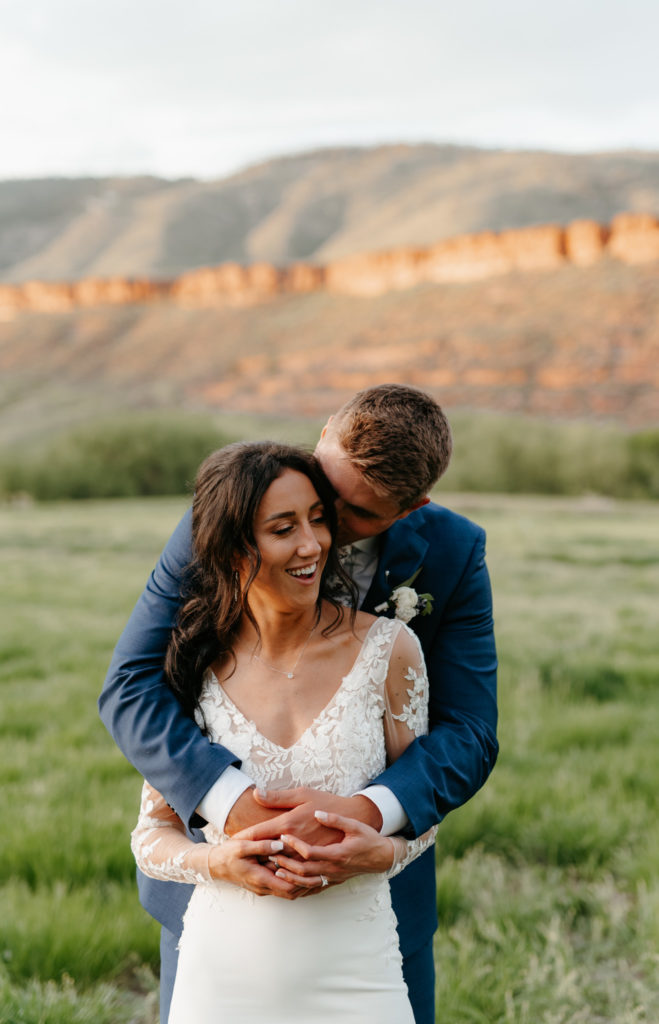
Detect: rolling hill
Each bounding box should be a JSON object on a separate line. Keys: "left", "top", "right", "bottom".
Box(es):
{"left": 2, "top": 144, "right": 659, "bottom": 282}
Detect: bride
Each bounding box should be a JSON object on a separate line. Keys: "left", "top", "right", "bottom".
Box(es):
{"left": 131, "top": 442, "right": 436, "bottom": 1023}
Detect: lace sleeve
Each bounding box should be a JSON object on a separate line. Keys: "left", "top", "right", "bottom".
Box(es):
{"left": 382, "top": 622, "right": 437, "bottom": 877}
{"left": 382, "top": 622, "right": 429, "bottom": 760}
{"left": 384, "top": 828, "right": 437, "bottom": 878}
{"left": 131, "top": 780, "right": 213, "bottom": 885}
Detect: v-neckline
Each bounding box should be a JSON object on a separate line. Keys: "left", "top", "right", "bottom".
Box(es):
{"left": 208, "top": 618, "right": 385, "bottom": 752}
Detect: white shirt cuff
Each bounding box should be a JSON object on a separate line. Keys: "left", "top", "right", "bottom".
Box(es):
{"left": 355, "top": 785, "right": 408, "bottom": 836}
{"left": 197, "top": 766, "right": 255, "bottom": 834}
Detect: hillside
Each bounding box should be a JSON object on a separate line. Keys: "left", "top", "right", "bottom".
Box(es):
{"left": 2, "top": 144, "right": 659, "bottom": 282}
{"left": 1, "top": 257, "right": 657, "bottom": 445}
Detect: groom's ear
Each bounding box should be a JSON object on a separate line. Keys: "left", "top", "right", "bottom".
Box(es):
{"left": 319, "top": 415, "right": 334, "bottom": 440}
{"left": 397, "top": 496, "right": 430, "bottom": 520}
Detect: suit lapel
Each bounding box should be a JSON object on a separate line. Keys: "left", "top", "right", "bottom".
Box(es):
{"left": 362, "top": 519, "right": 429, "bottom": 614}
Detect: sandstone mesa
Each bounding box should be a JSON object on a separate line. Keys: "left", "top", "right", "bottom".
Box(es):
{"left": 1, "top": 214, "right": 658, "bottom": 315}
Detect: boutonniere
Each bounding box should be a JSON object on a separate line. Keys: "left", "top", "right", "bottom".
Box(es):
{"left": 374, "top": 569, "right": 434, "bottom": 623}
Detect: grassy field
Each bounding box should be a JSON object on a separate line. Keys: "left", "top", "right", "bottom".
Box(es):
{"left": 1, "top": 493, "right": 658, "bottom": 1023}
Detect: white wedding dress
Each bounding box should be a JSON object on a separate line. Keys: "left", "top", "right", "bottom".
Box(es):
{"left": 132, "top": 618, "right": 436, "bottom": 1023}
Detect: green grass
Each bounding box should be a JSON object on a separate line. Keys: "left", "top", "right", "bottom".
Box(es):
{"left": 432, "top": 494, "right": 659, "bottom": 1022}
{"left": 1, "top": 494, "right": 658, "bottom": 1022}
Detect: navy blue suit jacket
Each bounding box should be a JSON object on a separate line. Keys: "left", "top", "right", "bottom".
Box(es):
{"left": 99, "top": 501, "right": 498, "bottom": 958}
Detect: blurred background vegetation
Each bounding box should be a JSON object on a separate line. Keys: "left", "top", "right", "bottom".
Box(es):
{"left": 1, "top": 411, "right": 658, "bottom": 501}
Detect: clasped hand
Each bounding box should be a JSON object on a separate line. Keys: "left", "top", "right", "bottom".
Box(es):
{"left": 223, "top": 786, "right": 392, "bottom": 899}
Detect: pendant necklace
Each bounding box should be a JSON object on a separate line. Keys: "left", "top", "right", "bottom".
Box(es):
{"left": 252, "top": 623, "right": 317, "bottom": 679}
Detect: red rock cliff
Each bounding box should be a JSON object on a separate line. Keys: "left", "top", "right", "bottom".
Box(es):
{"left": 0, "top": 213, "right": 657, "bottom": 314}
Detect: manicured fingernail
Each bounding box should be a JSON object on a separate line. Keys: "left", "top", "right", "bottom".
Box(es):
{"left": 315, "top": 810, "right": 328, "bottom": 821}
{"left": 276, "top": 869, "right": 286, "bottom": 878}
{"left": 270, "top": 840, "right": 284, "bottom": 852}
{"left": 255, "top": 788, "right": 267, "bottom": 797}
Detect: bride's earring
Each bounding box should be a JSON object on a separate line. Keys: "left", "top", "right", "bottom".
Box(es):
{"left": 233, "top": 571, "right": 240, "bottom": 602}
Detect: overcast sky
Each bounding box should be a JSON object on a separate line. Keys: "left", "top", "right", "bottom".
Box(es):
{"left": 1, "top": 0, "right": 657, "bottom": 181}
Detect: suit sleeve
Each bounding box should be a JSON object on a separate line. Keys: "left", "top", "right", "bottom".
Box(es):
{"left": 373, "top": 528, "right": 498, "bottom": 838}
{"left": 98, "top": 508, "right": 240, "bottom": 829}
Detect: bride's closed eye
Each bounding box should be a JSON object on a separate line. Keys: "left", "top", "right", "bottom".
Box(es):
{"left": 272, "top": 514, "right": 327, "bottom": 536}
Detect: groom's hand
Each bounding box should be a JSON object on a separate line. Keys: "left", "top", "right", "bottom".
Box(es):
{"left": 224, "top": 787, "right": 287, "bottom": 837}
{"left": 241, "top": 787, "right": 382, "bottom": 847}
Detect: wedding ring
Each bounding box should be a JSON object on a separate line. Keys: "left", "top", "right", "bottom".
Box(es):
{"left": 273, "top": 858, "right": 280, "bottom": 869}
{"left": 320, "top": 874, "right": 329, "bottom": 887}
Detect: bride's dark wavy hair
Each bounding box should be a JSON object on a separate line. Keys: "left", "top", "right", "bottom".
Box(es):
{"left": 165, "top": 441, "right": 357, "bottom": 726}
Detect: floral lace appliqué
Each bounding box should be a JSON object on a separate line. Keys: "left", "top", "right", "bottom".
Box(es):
{"left": 391, "top": 665, "right": 428, "bottom": 737}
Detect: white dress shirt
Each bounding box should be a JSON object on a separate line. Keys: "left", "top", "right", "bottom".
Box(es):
{"left": 198, "top": 537, "right": 408, "bottom": 836}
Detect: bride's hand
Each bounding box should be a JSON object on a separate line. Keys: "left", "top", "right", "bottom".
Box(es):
{"left": 269, "top": 810, "right": 395, "bottom": 887}
{"left": 208, "top": 838, "right": 320, "bottom": 898}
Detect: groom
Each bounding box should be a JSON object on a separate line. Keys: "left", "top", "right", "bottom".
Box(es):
{"left": 100, "top": 384, "right": 498, "bottom": 1024}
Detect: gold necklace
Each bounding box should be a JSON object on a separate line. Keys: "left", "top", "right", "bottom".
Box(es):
{"left": 252, "top": 624, "right": 317, "bottom": 679}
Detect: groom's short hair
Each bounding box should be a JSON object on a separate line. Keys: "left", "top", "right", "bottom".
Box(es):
{"left": 331, "top": 384, "right": 452, "bottom": 509}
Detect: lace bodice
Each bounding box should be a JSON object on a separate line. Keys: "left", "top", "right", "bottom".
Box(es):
{"left": 132, "top": 618, "right": 436, "bottom": 884}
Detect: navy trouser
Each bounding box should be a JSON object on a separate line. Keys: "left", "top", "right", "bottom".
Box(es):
{"left": 159, "top": 925, "right": 435, "bottom": 1024}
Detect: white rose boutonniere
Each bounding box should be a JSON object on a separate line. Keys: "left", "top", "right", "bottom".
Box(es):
{"left": 375, "top": 569, "right": 434, "bottom": 623}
